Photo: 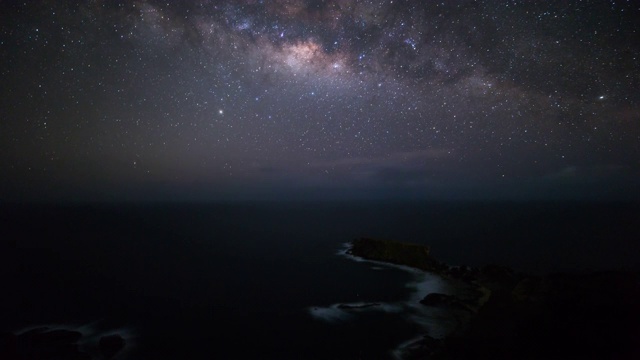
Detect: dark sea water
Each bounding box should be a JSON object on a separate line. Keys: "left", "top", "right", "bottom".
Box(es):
{"left": 1, "top": 201, "right": 639, "bottom": 359}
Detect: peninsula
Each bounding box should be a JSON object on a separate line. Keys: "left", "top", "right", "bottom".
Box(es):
{"left": 346, "top": 238, "right": 640, "bottom": 359}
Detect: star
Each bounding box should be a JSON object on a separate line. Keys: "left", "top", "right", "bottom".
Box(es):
{"left": 0, "top": 0, "right": 637, "bottom": 201}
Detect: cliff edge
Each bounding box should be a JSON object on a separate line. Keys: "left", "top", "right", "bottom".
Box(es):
{"left": 346, "top": 238, "right": 640, "bottom": 359}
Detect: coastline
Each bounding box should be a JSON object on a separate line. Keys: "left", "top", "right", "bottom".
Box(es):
{"left": 308, "top": 241, "right": 469, "bottom": 358}
{"left": 338, "top": 238, "right": 640, "bottom": 359}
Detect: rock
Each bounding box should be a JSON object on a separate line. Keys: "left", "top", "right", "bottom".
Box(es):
{"left": 446, "top": 265, "right": 479, "bottom": 281}
{"left": 511, "top": 276, "right": 547, "bottom": 302}
{"left": 343, "top": 238, "right": 640, "bottom": 359}
{"left": 480, "top": 264, "right": 515, "bottom": 280}
{"left": 420, "top": 293, "right": 452, "bottom": 306}
{"left": 99, "top": 334, "right": 126, "bottom": 359}
{"left": 398, "top": 335, "right": 444, "bottom": 360}
{"left": 420, "top": 293, "right": 473, "bottom": 312}
{"left": 4, "top": 327, "right": 90, "bottom": 360}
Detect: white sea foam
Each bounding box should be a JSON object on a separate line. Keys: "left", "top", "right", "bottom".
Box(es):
{"left": 328, "top": 241, "right": 466, "bottom": 356}
{"left": 308, "top": 305, "right": 353, "bottom": 322}
{"left": 308, "top": 299, "right": 406, "bottom": 322}
{"left": 392, "top": 335, "right": 428, "bottom": 360}
{"left": 337, "top": 242, "right": 425, "bottom": 275}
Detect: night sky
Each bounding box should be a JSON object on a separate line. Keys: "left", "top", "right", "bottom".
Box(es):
{"left": 1, "top": 0, "right": 639, "bottom": 202}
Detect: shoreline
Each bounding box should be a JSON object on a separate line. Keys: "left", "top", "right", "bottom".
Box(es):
{"left": 339, "top": 237, "right": 640, "bottom": 359}
{"left": 309, "top": 241, "right": 468, "bottom": 358}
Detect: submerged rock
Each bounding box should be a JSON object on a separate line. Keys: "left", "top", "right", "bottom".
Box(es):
{"left": 397, "top": 335, "right": 444, "bottom": 360}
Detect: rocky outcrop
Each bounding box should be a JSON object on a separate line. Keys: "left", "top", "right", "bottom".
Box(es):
{"left": 398, "top": 335, "right": 444, "bottom": 360}
{"left": 346, "top": 238, "right": 640, "bottom": 359}
{"left": 420, "top": 293, "right": 473, "bottom": 312}
{"left": 99, "top": 334, "right": 126, "bottom": 359}
{"left": 0, "top": 327, "right": 89, "bottom": 360}
{"left": 431, "top": 271, "right": 640, "bottom": 359}
{"left": 347, "top": 238, "right": 447, "bottom": 273}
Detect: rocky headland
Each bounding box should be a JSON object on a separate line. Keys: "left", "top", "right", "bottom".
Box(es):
{"left": 347, "top": 238, "right": 640, "bottom": 359}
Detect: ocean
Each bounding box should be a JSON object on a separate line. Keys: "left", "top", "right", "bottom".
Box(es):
{"left": 1, "top": 201, "right": 638, "bottom": 359}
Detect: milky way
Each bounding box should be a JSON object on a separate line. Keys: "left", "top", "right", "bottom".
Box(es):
{"left": 1, "top": 1, "right": 639, "bottom": 201}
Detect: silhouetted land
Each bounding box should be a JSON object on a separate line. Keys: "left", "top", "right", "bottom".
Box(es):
{"left": 349, "top": 238, "right": 640, "bottom": 359}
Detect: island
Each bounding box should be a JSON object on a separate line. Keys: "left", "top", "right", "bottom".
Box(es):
{"left": 347, "top": 237, "right": 640, "bottom": 359}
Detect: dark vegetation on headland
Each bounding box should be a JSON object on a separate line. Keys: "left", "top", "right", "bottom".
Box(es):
{"left": 348, "top": 238, "right": 640, "bottom": 360}
{"left": 348, "top": 238, "right": 446, "bottom": 273}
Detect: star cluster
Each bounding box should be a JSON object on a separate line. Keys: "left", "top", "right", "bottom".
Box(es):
{"left": 1, "top": 0, "right": 639, "bottom": 201}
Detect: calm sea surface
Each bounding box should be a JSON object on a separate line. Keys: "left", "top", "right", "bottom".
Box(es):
{"left": 1, "top": 202, "right": 638, "bottom": 359}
